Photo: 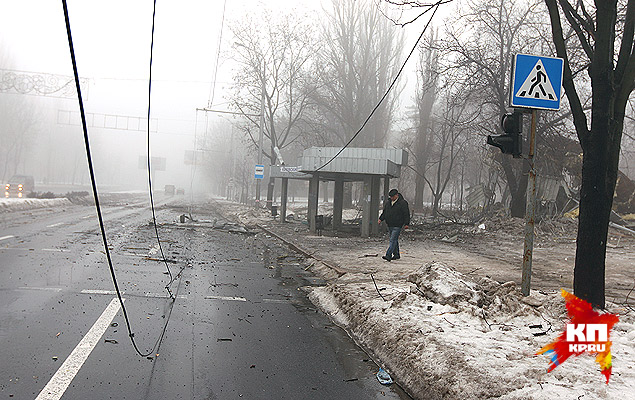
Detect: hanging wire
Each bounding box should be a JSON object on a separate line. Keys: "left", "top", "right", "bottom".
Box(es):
{"left": 144, "top": 0, "right": 176, "bottom": 295}
{"left": 315, "top": 1, "right": 442, "bottom": 172}
{"left": 61, "top": 0, "right": 182, "bottom": 358}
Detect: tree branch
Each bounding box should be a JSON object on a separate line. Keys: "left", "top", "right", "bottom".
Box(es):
{"left": 616, "top": 0, "right": 635, "bottom": 104}
{"left": 545, "top": 0, "right": 590, "bottom": 144}
{"left": 557, "top": 0, "right": 594, "bottom": 59}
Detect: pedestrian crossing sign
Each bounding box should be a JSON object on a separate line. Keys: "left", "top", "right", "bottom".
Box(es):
{"left": 510, "top": 54, "right": 564, "bottom": 110}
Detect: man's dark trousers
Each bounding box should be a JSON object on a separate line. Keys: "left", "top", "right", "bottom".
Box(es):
{"left": 386, "top": 226, "right": 402, "bottom": 259}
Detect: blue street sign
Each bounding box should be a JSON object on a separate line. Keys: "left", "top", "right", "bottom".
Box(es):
{"left": 255, "top": 164, "right": 264, "bottom": 179}
{"left": 510, "top": 54, "right": 564, "bottom": 110}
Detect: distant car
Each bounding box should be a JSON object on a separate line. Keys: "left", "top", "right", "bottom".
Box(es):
{"left": 176, "top": 188, "right": 185, "bottom": 195}
{"left": 164, "top": 184, "right": 175, "bottom": 196}
{"left": 4, "top": 175, "right": 35, "bottom": 198}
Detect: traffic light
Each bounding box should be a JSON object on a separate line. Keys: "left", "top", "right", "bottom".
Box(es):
{"left": 487, "top": 111, "right": 523, "bottom": 158}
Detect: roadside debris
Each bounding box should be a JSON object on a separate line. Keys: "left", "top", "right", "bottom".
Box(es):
{"left": 376, "top": 368, "right": 393, "bottom": 385}
{"left": 440, "top": 234, "right": 459, "bottom": 243}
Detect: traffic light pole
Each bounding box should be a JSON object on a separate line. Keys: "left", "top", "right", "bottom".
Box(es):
{"left": 521, "top": 109, "right": 537, "bottom": 296}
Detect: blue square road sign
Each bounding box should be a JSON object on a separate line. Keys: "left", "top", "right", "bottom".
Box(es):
{"left": 255, "top": 164, "right": 264, "bottom": 179}
{"left": 510, "top": 54, "right": 564, "bottom": 111}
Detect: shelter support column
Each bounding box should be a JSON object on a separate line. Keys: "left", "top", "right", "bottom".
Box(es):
{"left": 361, "top": 176, "right": 372, "bottom": 237}
{"left": 371, "top": 176, "right": 380, "bottom": 235}
{"left": 281, "top": 178, "right": 288, "bottom": 223}
{"left": 308, "top": 173, "right": 319, "bottom": 234}
{"left": 333, "top": 178, "right": 344, "bottom": 231}
{"left": 383, "top": 177, "right": 390, "bottom": 201}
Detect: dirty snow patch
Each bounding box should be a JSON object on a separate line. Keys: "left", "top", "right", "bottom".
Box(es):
{"left": 0, "top": 198, "right": 72, "bottom": 212}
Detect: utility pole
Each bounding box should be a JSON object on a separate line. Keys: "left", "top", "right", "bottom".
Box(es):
{"left": 256, "top": 74, "right": 264, "bottom": 204}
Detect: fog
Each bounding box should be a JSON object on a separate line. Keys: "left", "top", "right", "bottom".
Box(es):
{"left": 12, "top": 0, "right": 629, "bottom": 215}
{"left": 0, "top": 0, "right": 328, "bottom": 195}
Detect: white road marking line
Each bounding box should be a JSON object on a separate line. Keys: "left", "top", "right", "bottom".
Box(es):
{"left": 82, "top": 215, "right": 93, "bottom": 219}
{"left": 35, "top": 297, "right": 122, "bottom": 400}
{"left": 80, "top": 289, "right": 119, "bottom": 295}
{"left": 46, "top": 222, "right": 64, "bottom": 228}
{"left": 262, "top": 299, "right": 289, "bottom": 304}
{"left": 204, "top": 295, "right": 247, "bottom": 302}
{"left": 0, "top": 235, "right": 15, "bottom": 241}
{"left": 18, "top": 287, "right": 63, "bottom": 292}
{"left": 42, "top": 248, "right": 69, "bottom": 253}
{"left": 144, "top": 292, "right": 187, "bottom": 299}
{"left": 0, "top": 247, "right": 29, "bottom": 251}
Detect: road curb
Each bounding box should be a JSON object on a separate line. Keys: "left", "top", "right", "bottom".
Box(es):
{"left": 257, "top": 225, "right": 346, "bottom": 277}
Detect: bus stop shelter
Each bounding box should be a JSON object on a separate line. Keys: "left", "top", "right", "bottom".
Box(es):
{"left": 271, "top": 147, "right": 408, "bottom": 237}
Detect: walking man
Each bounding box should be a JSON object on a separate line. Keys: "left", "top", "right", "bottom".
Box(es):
{"left": 378, "top": 189, "right": 410, "bottom": 261}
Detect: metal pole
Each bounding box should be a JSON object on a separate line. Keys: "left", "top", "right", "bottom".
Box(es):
{"left": 521, "top": 109, "right": 537, "bottom": 296}
{"left": 256, "top": 68, "right": 264, "bottom": 204}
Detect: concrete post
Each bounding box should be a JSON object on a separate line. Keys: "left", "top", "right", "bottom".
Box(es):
{"left": 281, "top": 178, "right": 288, "bottom": 223}
{"left": 361, "top": 176, "right": 372, "bottom": 237}
{"left": 308, "top": 174, "right": 319, "bottom": 234}
{"left": 371, "top": 176, "right": 381, "bottom": 235}
{"left": 333, "top": 178, "right": 344, "bottom": 231}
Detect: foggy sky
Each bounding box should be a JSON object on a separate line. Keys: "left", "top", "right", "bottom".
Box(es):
{"left": 0, "top": 0, "right": 443, "bottom": 190}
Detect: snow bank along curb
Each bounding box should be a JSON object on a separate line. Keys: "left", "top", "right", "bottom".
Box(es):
{"left": 308, "top": 262, "right": 635, "bottom": 400}
{"left": 0, "top": 198, "right": 72, "bottom": 212}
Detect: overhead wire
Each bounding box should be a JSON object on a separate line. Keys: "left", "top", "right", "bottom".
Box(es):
{"left": 61, "top": 0, "right": 183, "bottom": 358}
{"left": 188, "top": 0, "right": 228, "bottom": 219}
{"left": 315, "top": 0, "right": 442, "bottom": 172}
{"left": 144, "top": 0, "right": 177, "bottom": 294}
{"left": 207, "top": 0, "right": 228, "bottom": 110}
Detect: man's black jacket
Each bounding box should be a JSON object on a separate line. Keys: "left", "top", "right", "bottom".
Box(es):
{"left": 379, "top": 194, "right": 410, "bottom": 227}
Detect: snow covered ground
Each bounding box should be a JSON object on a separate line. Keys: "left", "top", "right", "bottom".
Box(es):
{"left": 0, "top": 197, "right": 72, "bottom": 211}
{"left": 307, "top": 262, "right": 635, "bottom": 399}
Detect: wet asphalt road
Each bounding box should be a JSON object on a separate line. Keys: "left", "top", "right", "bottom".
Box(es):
{"left": 0, "top": 197, "right": 411, "bottom": 399}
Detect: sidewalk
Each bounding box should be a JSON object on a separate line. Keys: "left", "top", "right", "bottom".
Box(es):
{"left": 212, "top": 199, "right": 635, "bottom": 399}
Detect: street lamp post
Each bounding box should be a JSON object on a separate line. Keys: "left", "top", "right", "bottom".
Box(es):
{"left": 256, "top": 73, "right": 264, "bottom": 204}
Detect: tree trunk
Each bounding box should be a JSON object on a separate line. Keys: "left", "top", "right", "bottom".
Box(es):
{"left": 509, "top": 172, "right": 529, "bottom": 218}
{"left": 414, "top": 172, "right": 426, "bottom": 212}
{"left": 343, "top": 182, "right": 353, "bottom": 208}
{"left": 574, "top": 86, "right": 622, "bottom": 309}
{"left": 574, "top": 143, "right": 614, "bottom": 309}
{"left": 499, "top": 155, "right": 528, "bottom": 218}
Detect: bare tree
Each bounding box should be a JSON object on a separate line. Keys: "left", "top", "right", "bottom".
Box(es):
{"left": 438, "top": 0, "right": 548, "bottom": 217}
{"left": 311, "top": 0, "right": 405, "bottom": 148}
{"left": 0, "top": 94, "right": 40, "bottom": 182}
{"left": 412, "top": 31, "right": 439, "bottom": 211}
{"left": 425, "top": 85, "right": 479, "bottom": 215}
{"left": 229, "top": 9, "right": 318, "bottom": 206}
{"left": 544, "top": 0, "right": 635, "bottom": 308}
